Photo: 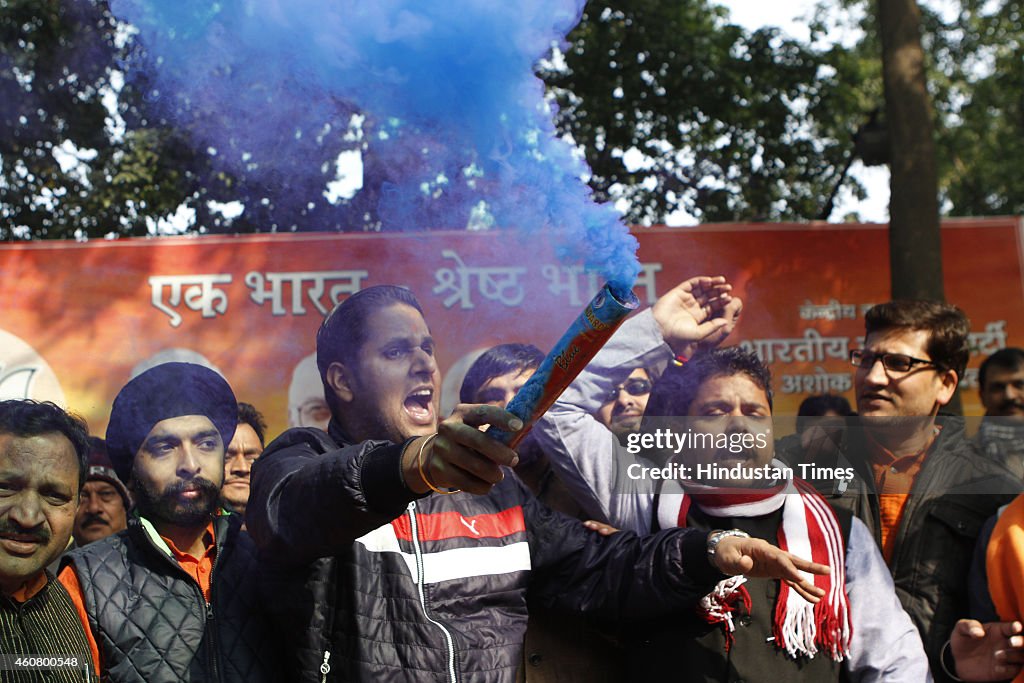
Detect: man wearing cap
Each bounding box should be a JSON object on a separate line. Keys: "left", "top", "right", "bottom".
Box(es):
{"left": 58, "top": 362, "right": 280, "bottom": 682}
{"left": 72, "top": 437, "right": 131, "bottom": 546}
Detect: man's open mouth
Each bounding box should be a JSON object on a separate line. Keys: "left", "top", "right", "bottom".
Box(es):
{"left": 404, "top": 387, "right": 435, "bottom": 425}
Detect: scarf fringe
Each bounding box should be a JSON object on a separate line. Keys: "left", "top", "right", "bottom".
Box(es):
{"left": 778, "top": 594, "right": 818, "bottom": 658}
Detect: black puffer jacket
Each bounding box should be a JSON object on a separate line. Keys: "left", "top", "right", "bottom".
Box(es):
{"left": 784, "top": 417, "right": 1019, "bottom": 683}
{"left": 247, "top": 423, "right": 725, "bottom": 683}
{"left": 63, "top": 513, "right": 282, "bottom": 683}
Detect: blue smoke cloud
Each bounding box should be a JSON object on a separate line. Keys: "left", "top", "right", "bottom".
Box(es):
{"left": 110, "top": 0, "right": 640, "bottom": 288}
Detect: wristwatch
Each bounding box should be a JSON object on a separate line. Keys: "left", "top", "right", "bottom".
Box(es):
{"left": 706, "top": 529, "right": 751, "bottom": 559}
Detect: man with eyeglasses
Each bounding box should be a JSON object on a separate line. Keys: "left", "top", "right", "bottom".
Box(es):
{"left": 805, "top": 300, "right": 1018, "bottom": 682}
{"left": 533, "top": 276, "right": 743, "bottom": 529}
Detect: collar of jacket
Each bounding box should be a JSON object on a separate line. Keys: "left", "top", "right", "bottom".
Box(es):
{"left": 129, "top": 513, "right": 227, "bottom": 560}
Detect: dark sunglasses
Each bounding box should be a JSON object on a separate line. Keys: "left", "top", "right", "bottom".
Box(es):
{"left": 603, "top": 377, "right": 652, "bottom": 403}
{"left": 849, "top": 349, "right": 943, "bottom": 374}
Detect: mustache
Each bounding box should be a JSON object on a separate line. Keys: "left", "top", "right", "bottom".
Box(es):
{"left": 0, "top": 520, "right": 50, "bottom": 544}
{"left": 999, "top": 400, "right": 1024, "bottom": 411}
{"left": 78, "top": 513, "right": 109, "bottom": 528}
{"left": 165, "top": 477, "right": 220, "bottom": 498}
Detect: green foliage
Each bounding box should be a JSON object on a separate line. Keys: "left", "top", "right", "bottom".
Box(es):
{"left": 806, "top": 0, "right": 1024, "bottom": 218}
{"left": 930, "top": 1, "right": 1024, "bottom": 215}
{"left": 540, "top": 0, "right": 875, "bottom": 224}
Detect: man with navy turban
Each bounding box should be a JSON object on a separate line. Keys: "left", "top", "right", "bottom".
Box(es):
{"left": 57, "top": 362, "right": 281, "bottom": 682}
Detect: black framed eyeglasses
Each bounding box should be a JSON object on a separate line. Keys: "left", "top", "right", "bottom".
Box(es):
{"left": 849, "top": 349, "right": 942, "bottom": 374}
{"left": 603, "top": 377, "right": 652, "bottom": 403}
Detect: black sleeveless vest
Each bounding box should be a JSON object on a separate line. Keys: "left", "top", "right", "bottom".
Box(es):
{"left": 63, "top": 514, "right": 281, "bottom": 683}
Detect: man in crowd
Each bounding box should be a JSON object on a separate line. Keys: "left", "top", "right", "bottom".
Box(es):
{"left": 974, "top": 347, "right": 1024, "bottom": 480}
{"left": 533, "top": 277, "right": 927, "bottom": 680}
{"left": 815, "top": 300, "right": 1017, "bottom": 681}
{"left": 0, "top": 400, "right": 95, "bottom": 682}
{"left": 287, "top": 353, "right": 331, "bottom": 431}
{"left": 460, "top": 343, "right": 544, "bottom": 409}
{"left": 595, "top": 366, "right": 655, "bottom": 445}
{"left": 532, "top": 276, "right": 743, "bottom": 529}
{"left": 72, "top": 437, "right": 130, "bottom": 546}
{"left": 637, "top": 348, "right": 926, "bottom": 680}
{"left": 459, "top": 343, "right": 575, "bottom": 507}
{"left": 220, "top": 402, "right": 266, "bottom": 517}
{"left": 979, "top": 348, "right": 1024, "bottom": 419}
{"left": 247, "top": 284, "right": 827, "bottom": 683}
{"left": 58, "top": 362, "right": 280, "bottom": 682}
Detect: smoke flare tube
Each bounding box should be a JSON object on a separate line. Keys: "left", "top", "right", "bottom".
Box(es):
{"left": 489, "top": 282, "right": 639, "bottom": 448}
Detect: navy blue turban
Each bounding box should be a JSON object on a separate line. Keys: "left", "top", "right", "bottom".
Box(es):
{"left": 106, "top": 362, "right": 238, "bottom": 483}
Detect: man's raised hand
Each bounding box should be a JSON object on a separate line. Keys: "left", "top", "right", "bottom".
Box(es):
{"left": 651, "top": 276, "right": 742, "bottom": 356}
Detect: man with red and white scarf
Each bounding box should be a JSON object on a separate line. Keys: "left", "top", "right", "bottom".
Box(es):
{"left": 537, "top": 344, "right": 929, "bottom": 681}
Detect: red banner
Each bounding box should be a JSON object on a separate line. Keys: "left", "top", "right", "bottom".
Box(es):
{"left": 1, "top": 217, "right": 1020, "bottom": 439}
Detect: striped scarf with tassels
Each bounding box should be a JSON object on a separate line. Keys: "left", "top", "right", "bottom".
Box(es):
{"left": 656, "top": 466, "right": 852, "bottom": 661}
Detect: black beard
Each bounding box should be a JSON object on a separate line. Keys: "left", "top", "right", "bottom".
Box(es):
{"left": 132, "top": 477, "right": 220, "bottom": 528}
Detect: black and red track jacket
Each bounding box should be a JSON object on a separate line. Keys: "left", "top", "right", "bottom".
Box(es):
{"left": 247, "top": 422, "right": 723, "bottom": 683}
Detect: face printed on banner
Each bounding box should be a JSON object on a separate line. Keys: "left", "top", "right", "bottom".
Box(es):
{"left": 130, "top": 415, "right": 224, "bottom": 528}
{"left": 294, "top": 399, "right": 331, "bottom": 430}
{"left": 220, "top": 422, "right": 262, "bottom": 515}
{"left": 73, "top": 480, "right": 128, "bottom": 545}
{"left": 0, "top": 432, "right": 79, "bottom": 595}
{"left": 289, "top": 354, "right": 331, "bottom": 430}
{"left": 855, "top": 328, "right": 957, "bottom": 418}
{"left": 332, "top": 303, "right": 440, "bottom": 444}
{"left": 677, "top": 373, "right": 774, "bottom": 488}
{"left": 597, "top": 368, "right": 652, "bottom": 441}
{"left": 473, "top": 368, "right": 536, "bottom": 410}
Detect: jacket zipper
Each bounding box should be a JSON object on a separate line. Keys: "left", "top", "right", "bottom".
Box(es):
{"left": 319, "top": 649, "right": 331, "bottom": 683}
{"left": 205, "top": 522, "right": 223, "bottom": 683}
{"left": 408, "top": 501, "right": 459, "bottom": 683}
